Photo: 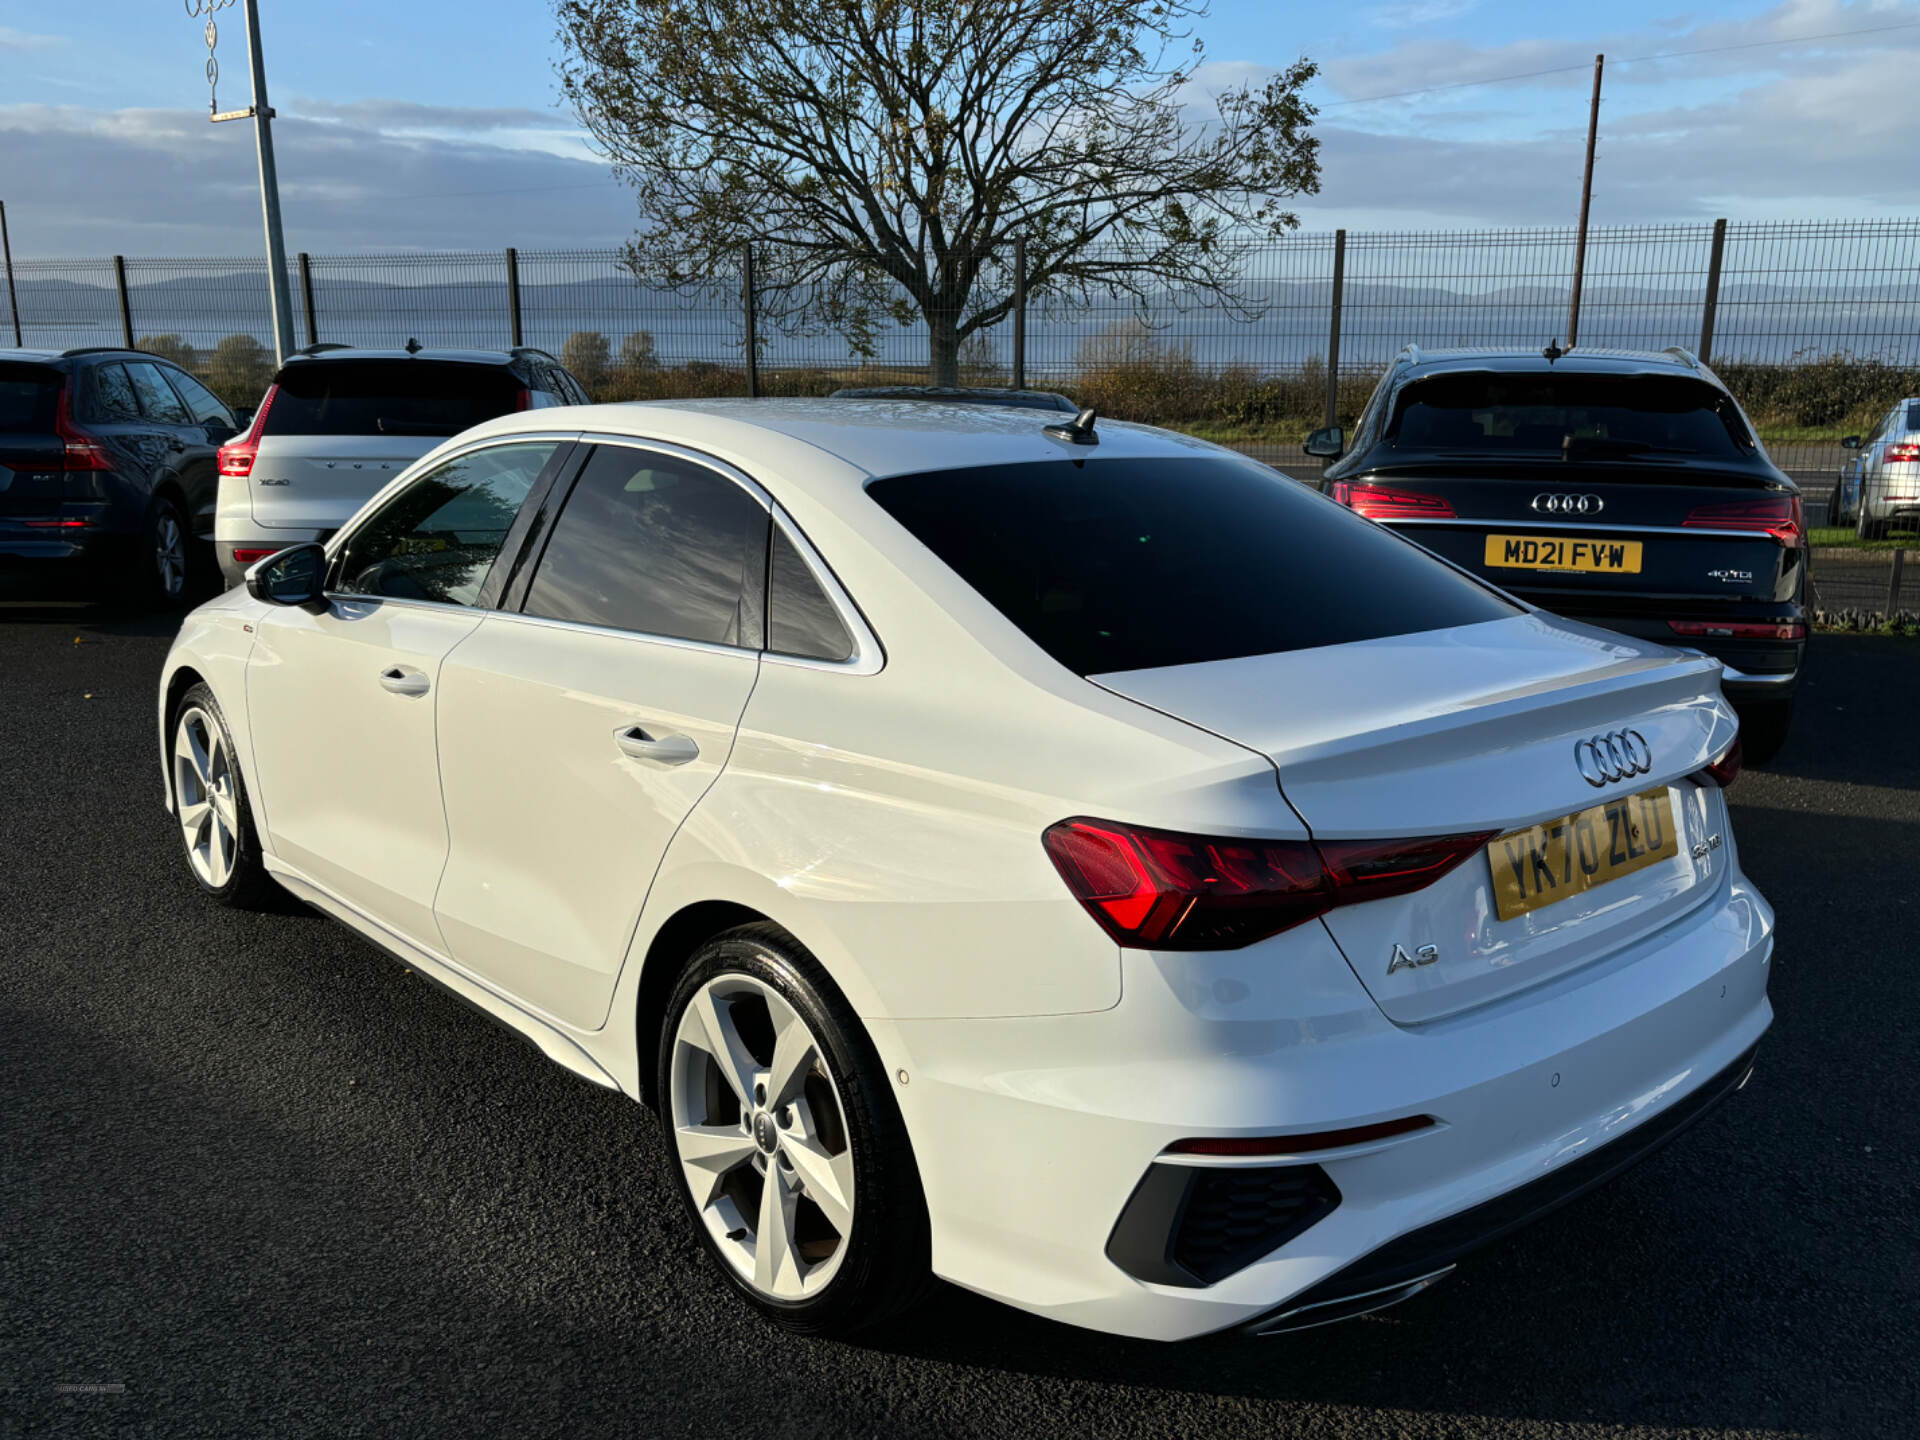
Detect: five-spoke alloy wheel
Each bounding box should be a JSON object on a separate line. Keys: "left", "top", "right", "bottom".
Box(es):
{"left": 659, "top": 925, "right": 929, "bottom": 1334}
{"left": 169, "top": 683, "right": 271, "bottom": 906}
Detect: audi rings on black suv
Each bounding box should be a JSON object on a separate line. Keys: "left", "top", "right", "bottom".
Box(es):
{"left": 1303, "top": 345, "right": 1805, "bottom": 764}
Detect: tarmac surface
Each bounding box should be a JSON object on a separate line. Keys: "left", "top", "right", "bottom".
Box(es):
{"left": 2, "top": 600, "right": 1915, "bottom": 1439}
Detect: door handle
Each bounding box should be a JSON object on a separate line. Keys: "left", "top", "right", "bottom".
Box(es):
{"left": 378, "top": 665, "right": 431, "bottom": 697}
{"left": 615, "top": 725, "right": 699, "bottom": 766}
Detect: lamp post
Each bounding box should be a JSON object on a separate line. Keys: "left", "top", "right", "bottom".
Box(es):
{"left": 194, "top": 0, "right": 296, "bottom": 364}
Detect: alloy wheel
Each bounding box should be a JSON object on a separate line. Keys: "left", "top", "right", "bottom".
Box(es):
{"left": 154, "top": 509, "right": 187, "bottom": 600}
{"left": 173, "top": 706, "right": 239, "bottom": 888}
{"left": 669, "top": 973, "right": 856, "bottom": 1301}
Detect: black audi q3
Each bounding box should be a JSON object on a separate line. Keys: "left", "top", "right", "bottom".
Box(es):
{"left": 1305, "top": 345, "right": 1805, "bottom": 763}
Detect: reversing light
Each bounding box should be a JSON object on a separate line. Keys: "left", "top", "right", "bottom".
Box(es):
{"left": 1683, "top": 496, "right": 1803, "bottom": 548}
{"left": 1042, "top": 817, "right": 1495, "bottom": 951}
{"left": 1166, "top": 1115, "right": 1436, "bottom": 1156}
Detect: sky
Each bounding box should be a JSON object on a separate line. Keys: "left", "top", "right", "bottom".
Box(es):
{"left": 1, "top": 0, "right": 1917, "bottom": 256}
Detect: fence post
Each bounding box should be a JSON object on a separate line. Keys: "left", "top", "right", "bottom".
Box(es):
{"left": 0, "top": 201, "right": 20, "bottom": 347}
{"left": 504, "top": 248, "right": 523, "bottom": 348}
{"left": 1324, "top": 229, "right": 1346, "bottom": 431}
{"left": 742, "top": 242, "right": 759, "bottom": 399}
{"left": 297, "top": 252, "right": 317, "bottom": 349}
{"left": 113, "top": 255, "right": 134, "bottom": 348}
{"left": 1698, "top": 218, "right": 1727, "bottom": 364}
{"left": 1012, "top": 236, "right": 1027, "bottom": 391}
{"left": 1890, "top": 548, "right": 1907, "bottom": 619}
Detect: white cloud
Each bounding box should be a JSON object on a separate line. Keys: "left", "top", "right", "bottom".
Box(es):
{"left": 1368, "top": 0, "right": 1482, "bottom": 30}
{"left": 0, "top": 27, "right": 63, "bottom": 52}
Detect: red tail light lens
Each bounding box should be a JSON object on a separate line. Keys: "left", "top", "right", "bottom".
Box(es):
{"left": 1884, "top": 442, "right": 1920, "bottom": 463}
{"left": 1668, "top": 620, "right": 1805, "bottom": 641}
{"left": 514, "top": 387, "right": 533, "bottom": 410}
{"left": 1043, "top": 818, "right": 1494, "bottom": 950}
{"left": 218, "top": 384, "right": 278, "bottom": 478}
{"left": 54, "top": 386, "right": 112, "bottom": 471}
{"left": 1683, "top": 496, "right": 1803, "bottom": 548}
{"left": 1693, "top": 738, "right": 1742, "bottom": 791}
{"left": 1331, "top": 482, "right": 1456, "bottom": 521}
{"left": 231, "top": 547, "right": 280, "bottom": 565}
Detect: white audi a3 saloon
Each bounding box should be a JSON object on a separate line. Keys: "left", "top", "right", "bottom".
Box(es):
{"left": 156, "top": 398, "right": 1771, "bottom": 1341}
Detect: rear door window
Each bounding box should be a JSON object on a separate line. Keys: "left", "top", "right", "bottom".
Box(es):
{"left": 521, "top": 444, "right": 769, "bottom": 646}
{"left": 87, "top": 364, "right": 141, "bottom": 423}
{"left": 867, "top": 456, "right": 1516, "bottom": 676}
{"left": 263, "top": 360, "right": 524, "bottom": 438}
{"left": 162, "top": 367, "right": 234, "bottom": 427}
{"left": 0, "top": 364, "right": 62, "bottom": 432}
{"left": 334, "top": 441, "right": 559, "bottom": 605}
{"left": 125, "top": 361, "right": 193, "bottom": 424}
{"left": 768, "top": 524, "right": 854, "bottom": 662}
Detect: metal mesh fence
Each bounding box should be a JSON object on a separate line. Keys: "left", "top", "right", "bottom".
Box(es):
{"left": 9, "top": 218, "right": 1920, "bottom": 463}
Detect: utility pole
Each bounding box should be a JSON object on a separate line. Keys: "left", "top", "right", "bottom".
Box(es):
{"left": 1566, "top": 53, "right": 1604, "bottom": 349}
{"left": 0, "top": 201, "right": 20, "bottom": 347}
{"left": 198, "top": 0, "right": 295, "bottom": 364}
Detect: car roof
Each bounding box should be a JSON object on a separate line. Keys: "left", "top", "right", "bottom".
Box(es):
{"left": 1396, "top": 345, "right": 1723, "bottom": 383}
{"left": 0, "top": 347, "right": 165, "bottom": 366}
{"left": 453, "top": 396, "right": 1229, "bottom": 493}
{"left": 829, "top": 385, "right": 1078, "bottom": 414}
{"left": 279, "top": 347, "right": 527, "bottom": 367}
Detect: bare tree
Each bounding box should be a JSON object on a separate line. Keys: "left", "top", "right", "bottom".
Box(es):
{"left": 556, "top": 0, "right": 1319, "bottom": 385}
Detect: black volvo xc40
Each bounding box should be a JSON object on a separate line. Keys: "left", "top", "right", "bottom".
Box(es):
{"left": 1307, "top": 346, "right": 1804, "bottom": 764}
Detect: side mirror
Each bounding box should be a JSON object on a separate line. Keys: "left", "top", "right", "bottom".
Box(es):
{"left": 244, "top": 543, "right": 327, "bottom": 609}
{"left": 1303, "top": 426, "right": 1345, "bottom": 459}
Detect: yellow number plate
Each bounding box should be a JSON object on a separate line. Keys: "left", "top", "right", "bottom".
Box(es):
{"left": 1484, "top": 534, "right": 1643, "bottom": 573}
{"left": 1488, "top": 787, "right": 1678, "bottom": 922}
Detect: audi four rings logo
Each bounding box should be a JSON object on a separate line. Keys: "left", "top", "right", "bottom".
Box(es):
{"left": 1532, "top": 492, "right": 1605, "bottom": 515}
{"left": 1574, "top": 729, "right": 1653, "bottom": 787}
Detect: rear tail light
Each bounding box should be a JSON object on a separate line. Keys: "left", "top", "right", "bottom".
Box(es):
{"left": 1669, "top": 620, "right": 1806, "bottom": 641}
{"left": 54, "top": 387, "right": 112, "bottom": 471}
{"left": 1693, "top": 738, "right": 1742, "bottom": 791}
{"left": 1042, "top": 818, "right": 1495, "bottom": 951}
{"left": 23, "top": 518, "right": 92, "bottom": 528}
{"left": 514, "top": 387, "right": 533, "bottom": 410}
{"left": 217, "top": 384, "right": 278, "bottom": 478}
{"left": 1330, "top": 482, "right": 1456, "bottom": 521}
{"left": 230, "top": 547, "right": 280, "bottom": 565}
{"left": 1683, "top": 495, "right": 1803, "bottom": 548}
{"left": 1884, "top": 442, "right": 1920, "bottom": 463}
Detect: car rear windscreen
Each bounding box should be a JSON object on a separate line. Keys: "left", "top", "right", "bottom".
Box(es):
{"left": 1386, "top": 372, "right": 1756, "bottom": 461}
{"left": 867, "top": 456, "right": 1517, "bottom": 675}
{"left": 262, "top": 361, "right": 523, "bottom": 438}
{"left": 0, "top": 364, "right": 61, "bottom": 433}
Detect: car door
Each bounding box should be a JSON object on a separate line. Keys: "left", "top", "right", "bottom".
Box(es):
{"left": 155, "top": 364, "right": 238, "bottom": 538}
{"left": 81, "top": 361, "right": 172, "bottom": 489}
{"left": 244, "top": 438, "right": 569, "bottom": 948}
{"left": 432, "top": 440, "right": 768, "bottom": 1029}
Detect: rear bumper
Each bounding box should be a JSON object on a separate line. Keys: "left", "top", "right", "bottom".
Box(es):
{"left": 214, "top": 527, "right": 332, "bottom": 588}
{"left": 867, "top": 865, "right": 1774, "bottom": 1341}
{"left": 1244, "top": 1040, "right": 1758, "bottom": 1333}
{"left": 1558, "top": 613, "right": 1802, "bottom": 703}
{"left": 0, "top": 523, "right": 139, "bottom": 588}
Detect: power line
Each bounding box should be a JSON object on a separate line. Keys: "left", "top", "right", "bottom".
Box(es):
{"left": 1324, "top": 17, "right": 1920, "bottom": 109}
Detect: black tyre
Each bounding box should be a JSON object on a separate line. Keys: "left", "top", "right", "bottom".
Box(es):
{"left": 137, "top": 493, "right": 193, "bottom": 610}
{"left": 657, "top": 922, "right": 931, "bottom": 1335}
{"left": 1825, "top": 481, "right": 1845, "bottom": 529}
{"left": 168, "top": 682, "right": 275, "bottom": 907}
{"left": 1736, "top": 699, "right": 1793, "bottom": 768}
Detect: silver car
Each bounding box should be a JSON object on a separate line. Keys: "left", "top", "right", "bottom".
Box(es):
{"left": 1833, "top": 397, "right": 1920, "bottom": 537}
{"left": 213, "top": 345, "right": 588, "bottom": 585}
